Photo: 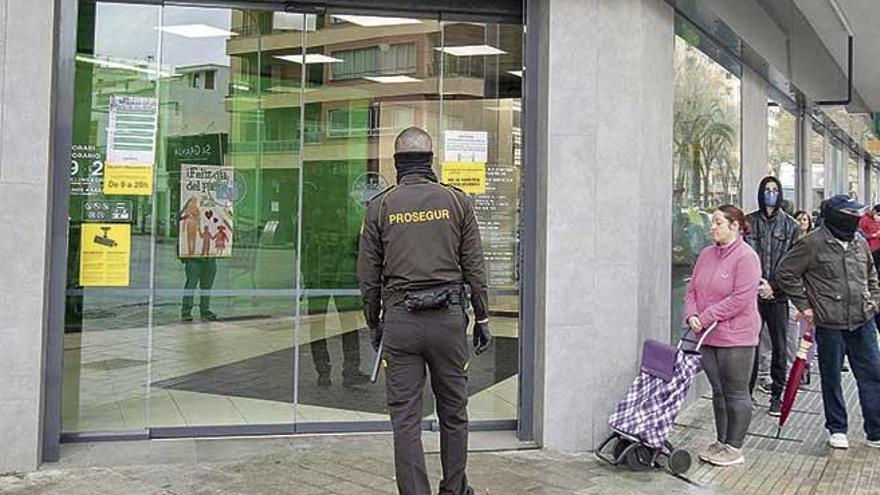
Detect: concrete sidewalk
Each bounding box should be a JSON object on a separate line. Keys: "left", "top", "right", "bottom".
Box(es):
{"left": 2, "top": 371, "right": 878, "bottom": 494}
{"left": 0, "top": 431, "right": 709, "bottom": 495}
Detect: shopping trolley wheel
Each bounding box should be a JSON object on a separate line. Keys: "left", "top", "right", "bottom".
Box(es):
{"left": 612, "top": 439, "right": 632, "bottom": 461}
{"left": 668, "top": 449, "right": 692, "bottom": 475}
{"left": 625, "top": 445, "right": 653, "bottom": 472}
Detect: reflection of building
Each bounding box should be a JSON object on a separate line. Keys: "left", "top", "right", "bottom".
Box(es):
{"left": 221, "top": 13, "right": 523, "bottom": 291}
{"left": 224, "top": 14, "right": 522, "bottom": 177}
{"left": 163, "top": 64, "right": 230, "bottom": 136}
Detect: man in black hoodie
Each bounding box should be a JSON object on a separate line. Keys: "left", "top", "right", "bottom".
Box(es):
{"left": 745, "top": 176, "right": 800, "bottom": 415}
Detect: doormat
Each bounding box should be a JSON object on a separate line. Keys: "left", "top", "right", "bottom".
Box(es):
{"left": 153, "top": 328, "right": 518, "bottom": 416}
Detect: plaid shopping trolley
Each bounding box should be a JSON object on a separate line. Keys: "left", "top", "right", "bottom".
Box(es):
{"left": 595, "top": 323, "right": 716, "bottom": 475}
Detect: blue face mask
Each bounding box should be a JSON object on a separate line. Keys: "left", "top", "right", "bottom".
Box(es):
{"left": 763, "top": 190, "right": 779, "bottom": 206}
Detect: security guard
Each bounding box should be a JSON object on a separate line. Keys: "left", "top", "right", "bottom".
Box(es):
{"left": 358, "top": 127, "right": 492, "bottom": 495}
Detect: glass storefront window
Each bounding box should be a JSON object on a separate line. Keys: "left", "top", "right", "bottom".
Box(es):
{"left": 768, "top": 103, "right": 796, "bottom": 210}
{"left": 830, "top": 137, "right": 847, "bottom": 196}
{"left": 810, "top": 126, "right": 826, "bottom": 212}
{"left": 671, "top": 33, "right": 741, "bottom": 338}
{"left": 848, "top": 153, "right": 861, "bottom": 200}
{"left": 63, "top": 2, "right": 522, "bottom": 434}
{"left": 872, "top": 163, "right": 880, "bottom": 206}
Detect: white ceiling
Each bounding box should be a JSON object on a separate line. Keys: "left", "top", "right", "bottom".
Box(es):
{"left": 796, "top": 0, "right": 880, "bottom": 112}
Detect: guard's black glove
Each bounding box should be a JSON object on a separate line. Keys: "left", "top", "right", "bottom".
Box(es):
{"left": 473, "top": 320, "right": 492, "bottom": 355}
{"left": 370, "top": 325, "right": 383, "bottom": 352}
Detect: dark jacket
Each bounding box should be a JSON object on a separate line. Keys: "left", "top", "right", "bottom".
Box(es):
{"left": 746, "top": 177, "right": 799, "bottom": 301}
{"left": 357, "top": 174, "right": 489, "bottom": 328}
{"left": 775, "top": 226, "right": 880, "bottom": 330}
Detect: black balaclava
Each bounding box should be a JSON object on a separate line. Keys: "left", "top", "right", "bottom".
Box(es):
{"left": 757, "top": 176, "right": 783, "bottom": 217}
{"left": 823, "top": 202, "right": 860, "bottom": 242}
{"left": 394, "top": 151, "right": 437, "bottom": 183}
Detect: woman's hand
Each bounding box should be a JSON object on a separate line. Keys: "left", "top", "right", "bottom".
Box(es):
{"left": 687, "top": 315, "right": 703, "bottom": 333}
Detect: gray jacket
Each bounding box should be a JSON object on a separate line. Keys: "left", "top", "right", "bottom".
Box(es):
{"left": 775, "top": 226, "right": 880, "bottom": 330}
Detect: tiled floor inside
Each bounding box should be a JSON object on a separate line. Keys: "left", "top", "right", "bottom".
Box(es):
{"left": 62, "top": 310, "right": 519, "bottom": 432}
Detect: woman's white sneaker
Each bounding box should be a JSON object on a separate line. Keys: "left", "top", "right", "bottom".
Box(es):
{"left": 698, "top": 441, "right": 724, "bottom": 462}
{"left": 705, "top": 445, "right": 744, "bottom": 467}
{"left": 866, "top": 439, "right": 880, "bottom": 449}
{"left": 829, "top": 433, "right": 849, "bottom": 449}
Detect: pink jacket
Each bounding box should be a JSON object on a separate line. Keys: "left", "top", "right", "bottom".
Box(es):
{"left": 684, "top": 236, "right": 762, "bottom": 347}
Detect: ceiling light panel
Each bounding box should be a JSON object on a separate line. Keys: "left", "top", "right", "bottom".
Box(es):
{"left": 364, "top": 75, "right": 422, "bottom": 83}
{"left": 332, "top": 15, "right": 422, "bottom": 27}
{"left": 158, "top": 24, "right": 236, "bottom": 39}
{"left": 436, "top": 45, "right": 507, "bottom": 57}
{"left": 274, "top": 54, "right": 344, "bottom": 64}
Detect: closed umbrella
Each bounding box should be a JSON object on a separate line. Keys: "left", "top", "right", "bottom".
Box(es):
{"left": 777, "top": 325, "right": 814, "bottom": 437}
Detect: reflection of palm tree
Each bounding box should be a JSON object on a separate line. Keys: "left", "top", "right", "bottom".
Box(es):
{"left": 675, "top": 100, "right": 735, "bottom": 207}
{"left": 673, "top": 44, "right": 737, "bottom": 209}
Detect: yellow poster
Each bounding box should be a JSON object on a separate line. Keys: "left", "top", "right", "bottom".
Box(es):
{"left": 103, "top": 164, "right": 153, "bottom": 196}
{"left": 868, "top": 138, "right": 880, "bottom": 155}
{"left": 80, "top": 223, "right": 131, "bottom": 287}
{"left": 442, "top": 162, "right": 486, "bottom": 194}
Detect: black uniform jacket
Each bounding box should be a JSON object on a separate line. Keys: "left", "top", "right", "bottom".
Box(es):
{"left": 357, "top": 174, "right": 489, "bottom": 327}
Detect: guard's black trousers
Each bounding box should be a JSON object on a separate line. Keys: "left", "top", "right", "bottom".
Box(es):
{"left": 384, "top": 302, "right": 469, "bottom": 495}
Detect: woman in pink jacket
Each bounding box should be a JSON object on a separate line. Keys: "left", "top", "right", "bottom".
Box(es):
{"left": 685, "top": 204, "right": 761, "bottom": 467}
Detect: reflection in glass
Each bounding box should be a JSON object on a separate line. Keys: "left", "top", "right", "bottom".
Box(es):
{"left": 768, "top": 103, "right": 796, "bottom": 210}
{"left": 811, "top": 128, "right": 826, "bottom": 210}
{"left": 848, "top": 154, "right": 861, "bottom": 200}
{"left": 670, "top": 34, "right": 741, "bottom": 339}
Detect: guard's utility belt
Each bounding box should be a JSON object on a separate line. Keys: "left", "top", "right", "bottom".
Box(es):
{"left": 387, "top": 285, "right": 463, "bottom": 311}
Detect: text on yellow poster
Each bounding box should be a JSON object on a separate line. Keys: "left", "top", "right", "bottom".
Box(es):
{"left": 103, "top": 164, "right": 154, "bottom": 196}
{"left": 442, "top": 162, "right": 486, "bottom": 194}
{"left": 80, "top": 223, "right": 131, "bottom": 287}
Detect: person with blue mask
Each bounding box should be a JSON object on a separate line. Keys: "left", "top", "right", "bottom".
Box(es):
{"left": 745, "top": 176, "right": 800, "bottom": 416}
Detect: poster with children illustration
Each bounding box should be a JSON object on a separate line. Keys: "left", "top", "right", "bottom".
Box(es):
{"left": 179, "top": 164, "right": 234, "bottom": 258}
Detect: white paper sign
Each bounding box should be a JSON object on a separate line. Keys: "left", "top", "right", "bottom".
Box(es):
{"left": 107, "top": 95, "right": 158, "bottom": 165}
{"left": 444, "top": 130, "right": 488, "bottom": 163}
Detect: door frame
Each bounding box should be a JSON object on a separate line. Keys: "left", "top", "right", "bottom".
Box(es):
{"left": 45, "top": 0, "right": 531, "bottom": 459}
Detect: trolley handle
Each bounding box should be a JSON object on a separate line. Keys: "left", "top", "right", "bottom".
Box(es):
{"left": 678, "top": 321, "right": 718, "bottom": 352}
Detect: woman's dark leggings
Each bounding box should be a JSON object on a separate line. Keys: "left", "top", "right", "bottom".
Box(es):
{"left": 700, "top": 345, "right": 755, "bottom": 449}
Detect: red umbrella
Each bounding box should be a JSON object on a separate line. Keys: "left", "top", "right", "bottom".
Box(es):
{"left": 777, "top": 321, "right": 814, "bottom": 437}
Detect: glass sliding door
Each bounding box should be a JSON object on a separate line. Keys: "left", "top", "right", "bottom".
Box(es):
{"left": 147, "top": 6, "right": 306, "bottom": 429}
{"left": 62, "top": 1, "right": 524, "bottom": 436}
{"left": 438, "top": 20, "right": 522, "bottom": 422}
{"left": 62, "top": 2, "right": 161, "bottom": 433}
{"left": 293, "top": 12, "right": 442, "bottom": 423}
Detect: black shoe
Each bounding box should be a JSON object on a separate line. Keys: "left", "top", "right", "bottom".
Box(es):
{"left": 464, "top": 487, "right": 475, "bottom": 495}
{"left": 768, "top": 397, "right": 782, "bottom": 417}
{"left": 317, "top": 375, "right": 332, "bottom": 388}
{"left": 342, "top": 372, "right": 370, "bottom": 387}
{"left": 201, "top": 311, "right": 218, "bottom": 321}
{"left": 181, "top": 313, "right": 193, "bottom": 322}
